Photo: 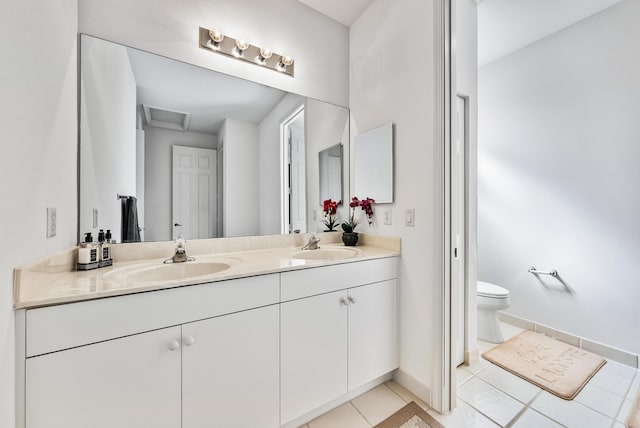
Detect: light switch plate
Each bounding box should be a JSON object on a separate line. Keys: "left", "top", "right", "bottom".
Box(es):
{"left": 46, "top": 207, "right": 57, "bottom": 238}
{"left": 383, "top": 208, "right": 392, "bottom": 225}
{"left": 404, "top": 209, "right": 415, "bottom": 227}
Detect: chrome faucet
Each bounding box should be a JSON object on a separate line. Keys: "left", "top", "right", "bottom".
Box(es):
{"left": 301, "top": 233, "right": 321, "bottom": 250}
{"left": 164, "top": 224, "right": 195, "bottom": 263}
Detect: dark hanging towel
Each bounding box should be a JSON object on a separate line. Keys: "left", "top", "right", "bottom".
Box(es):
{"left": 121, "top": 196, "right": 141, "bottom": 243}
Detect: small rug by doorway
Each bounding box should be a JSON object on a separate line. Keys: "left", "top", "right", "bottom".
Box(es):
{"left": 374, "top": 402, "right": 444, "bottom": 428}
{"left": 482, "top": 330, "right": 606, "bottom": 400}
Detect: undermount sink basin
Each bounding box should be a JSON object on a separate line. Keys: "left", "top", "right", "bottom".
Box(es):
{"left": 104, "top": 260, "right": 235, "bottom": 284}
{"left": 292, "top": 248, "right": 359, "bottom": 261}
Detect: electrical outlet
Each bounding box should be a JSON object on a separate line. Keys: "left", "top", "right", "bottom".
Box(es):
{"left": 46, "top": 207, "right": 57, "bottom": 238}
{"left": 404, "top": 209, "right": 415, "bottom": 227}
{"left": 383, "top": 208, "right": 392, "bottom": 225}
{"left": 93, "top": 208, "right": 98, "bottom": 228}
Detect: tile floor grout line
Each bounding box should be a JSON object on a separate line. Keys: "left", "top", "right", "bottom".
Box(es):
{"left": 383, "top": 381, "right": 411, "bottom": 404}
{"left": 347, "top": 400, "right": 374, "bottom": 427}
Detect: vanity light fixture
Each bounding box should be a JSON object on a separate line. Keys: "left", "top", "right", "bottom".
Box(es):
{"left": 199, "top": 27, "right": 294, "bottom": 77}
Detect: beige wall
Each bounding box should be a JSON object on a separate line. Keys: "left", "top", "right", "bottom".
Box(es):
{"left": 0, "top": 1, "right": 79, "bottom": 426}
{"left": 350, "top": 0, "right": 441, "bottom": 409}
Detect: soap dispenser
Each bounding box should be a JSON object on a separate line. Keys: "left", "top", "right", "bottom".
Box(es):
{"left": 101, "top": 229, "right": 113, "bottom": 266}
{"left": 77, "top": 232, "right": 99, "bottom": 271}
{"left": 97, "top": 229, "right": 112, "bottom": 267}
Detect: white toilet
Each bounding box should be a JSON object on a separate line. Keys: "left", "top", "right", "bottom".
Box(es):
{"left": 477, "top": 281, "right": 511, "bottom": 343}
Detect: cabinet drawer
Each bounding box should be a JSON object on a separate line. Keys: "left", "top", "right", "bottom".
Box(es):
{"left": 26, "top": 274, "right": 279, "bottom": 357}
{"left": 281, "top": 257, "right": 398, "bottom": 301}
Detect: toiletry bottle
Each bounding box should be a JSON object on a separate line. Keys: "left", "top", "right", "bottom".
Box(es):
{"left": 97, "top": 229, "right": 105, "bottom": 262}
{"left": 100, "top": 229, "right": 113, "bottom": 267}
{"left": 77, "top": 233, "right": 99, "bottom": 270}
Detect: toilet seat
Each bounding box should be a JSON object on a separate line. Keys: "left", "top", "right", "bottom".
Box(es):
{"left": 477, "top": 281, "right": 509, "bottom": 298}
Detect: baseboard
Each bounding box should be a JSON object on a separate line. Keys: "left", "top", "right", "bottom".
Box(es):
{"left": 499, "top": 312, "right": 639, "bottom": 368}
{"left": 392, "top": 369, "right": 432, "bottom": 408}
{"left": 465, "top": 348, "right": 479, "bottom": 365}
{"left": 281, "top": 372, "right": 393, "bottom": 428}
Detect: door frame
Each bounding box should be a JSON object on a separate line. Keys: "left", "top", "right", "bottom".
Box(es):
{"left": 280, "top": 103, "right": 305, "bottom": 234}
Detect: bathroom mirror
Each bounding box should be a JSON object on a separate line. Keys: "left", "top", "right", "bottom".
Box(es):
{"left": 79, "top": 35, "right": 349, "bottom": 242}
{"left": 354, "top": 122, "right": 393, "bottom": 203}
{"left": 318, "top": 143, "right": 343, "bottom": 204}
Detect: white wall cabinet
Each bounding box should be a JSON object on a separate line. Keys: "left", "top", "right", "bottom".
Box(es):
{"left": 26, "top": 326, "right": 182, "bottom": 428}
{"left": 20, "top": 258, "right": 398, "bottom": 428}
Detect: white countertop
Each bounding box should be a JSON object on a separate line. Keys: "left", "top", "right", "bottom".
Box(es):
{"left": 14, "top": 235, "right": 400, "bottom": 309}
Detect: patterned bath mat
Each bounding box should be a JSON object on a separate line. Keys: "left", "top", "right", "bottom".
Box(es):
{"left": 482, "top": 330, "right": 606, "bottom": 400}
{"left": 374, "top": 402, "right": 444, "bottom": 428}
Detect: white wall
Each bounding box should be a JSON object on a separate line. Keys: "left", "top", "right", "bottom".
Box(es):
{"left": 78, "top": 0, "right": 349, "bottom": 107}
{"left": 222, "top": 119, "right": 260, "bottom": 237}
{"left": 0, "top": 1, "right": 78, "bottom": 426}
{"left": 80, "top": 36, "right": 137, "bottom": 240}
{"left": 144, "top": 127, "right": 217, "bottom": 241}
{"left": 478, "top": 0, "right": 640, "bottom": 353}
{"left": 455, "top": 0, "right": 479, "bottom": 362}
{"left": 258, "top": 94, "right": 304, "bottom": 235}
{"left": 350, "top": 0, "right": 440, "bottom": 407}
{"left": 305, "top": 99, "right": 350, "bottom": 233}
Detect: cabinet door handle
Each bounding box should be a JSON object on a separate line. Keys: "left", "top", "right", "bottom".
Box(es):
{"left": 168, "top": 340, "right": 180, "bottom": 351}
{"left": 340, "top": 297, "right": 349, "bottom": 306}
{"left": 347, "top": 295, "right": 356, "bottom": 304}
{"left": 183, "top": 336, "right": 196, "bottom": 347}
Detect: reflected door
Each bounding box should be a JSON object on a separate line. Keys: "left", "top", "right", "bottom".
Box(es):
{"left": 172, "top": 146, "right": 217, "bottom": 240}
{"left": 289, "top": 125, "right": 306, "bottom": 233}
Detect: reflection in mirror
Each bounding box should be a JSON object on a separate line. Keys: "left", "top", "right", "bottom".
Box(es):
{"left": 319, "top": 144, "right": 343, "bottom": 204}
{"left": 79, "top": 35, "right": 349, "bottom": 242}
{"left": 354, "top": 122, "right": 393, "bottom": 203}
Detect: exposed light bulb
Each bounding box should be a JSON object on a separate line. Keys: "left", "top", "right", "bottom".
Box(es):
{"left": 277, "top": 54, "right": 294, "bottom": 71}
{"left": 209, "top": 29, "right": 224, "bottom": 43}
{"left": 235, "top": 39, "right": 250, "bottom": 51}
{"left": 259, "top": 47, "right": 273, "bottom": 60}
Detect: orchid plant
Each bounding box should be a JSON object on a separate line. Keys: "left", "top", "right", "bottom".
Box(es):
{"left": 322, "top": 199, "right": 342, "bottom": 231}
{"left": 341, "top": 197, "right": 375, "bottom": 233}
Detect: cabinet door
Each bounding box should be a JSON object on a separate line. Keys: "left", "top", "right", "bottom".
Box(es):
{"left": 281, "top": 290, "right": 348, "bottom": 424}
{"left": 26, "top": 326, "right": 181, "bottom": 428}
{"left": 348, "top": 280, "right": 399, "bottom": 390}
{"left": 182, "top": 305, "right": 280, "bottom": 428}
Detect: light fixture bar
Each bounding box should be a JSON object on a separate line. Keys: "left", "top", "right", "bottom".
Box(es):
{"left": 198, "top": 27, "right": 294, "bottom": 77}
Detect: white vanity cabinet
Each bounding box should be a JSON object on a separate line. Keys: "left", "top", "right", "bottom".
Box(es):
{"left": 26, "top": 326, "right": 182, "bottom": 428}
{"left": 280, "top": 258, "right": 399, "bottom": 425}
{"left": 18, "top": 256, "right": 399, "bottom": 428}
{"left": 182, "top": 304, "right": 280, "bottom": 428}
{"left": 21, "top": 274, "right": 280, "bottom": 428}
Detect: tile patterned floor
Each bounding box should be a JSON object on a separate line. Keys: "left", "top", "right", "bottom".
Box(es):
{"left": 303, "top": 322, "right": 639, "bottom": 427}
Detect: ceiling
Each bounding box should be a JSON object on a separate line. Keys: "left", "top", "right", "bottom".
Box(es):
{"left": 478, "top": 0, "right": 625, "bottom": 66}
{"left": 296, "top": 0, "right": 374, "bottom": 26}
{"left": 127, "top": 48, "right": 287, "bottom": 135}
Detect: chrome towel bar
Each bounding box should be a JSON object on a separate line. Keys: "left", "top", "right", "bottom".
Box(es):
{"left": 528, "top": 266, "right": 558, "bottom": 277}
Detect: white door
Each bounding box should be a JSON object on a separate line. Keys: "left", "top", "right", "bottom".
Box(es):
{"left": 289, "top": 124, "right": 306, "bottom": 233}
{"left": 26, "top": 327, "right": 182, "bottom": 428}
{"left": 182, "top": 305, "right": 279, "bottom": 428}
{"left": 281, "top": 290, "right": 347, "bottom": 424}
{"left": 172, "top": 145, "right": 217, "bottom": 240}
{"left": 348, "top": 280, "right": 399, "bottom": 390}
{"left": 453, "top": 95, "right": 467, "bottom": 366}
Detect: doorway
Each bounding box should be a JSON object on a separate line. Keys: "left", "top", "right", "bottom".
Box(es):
{"left": 452, "top": 95, "right": 468, "bottom": 367}
{"left": 172, "top": 145, "right": 217, "bottom": 240}
{"left": 281, "top": 105, "right": 306, "bottom": 234}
